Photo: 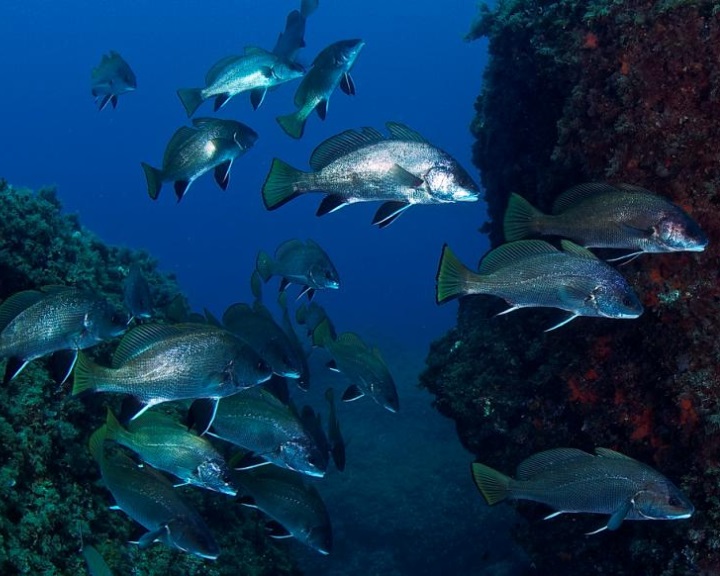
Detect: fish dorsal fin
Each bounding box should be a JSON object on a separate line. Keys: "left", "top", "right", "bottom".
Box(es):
{"left": 595, "top": 447, "right": 634, "bottom": 460}
{"left": 479, "top": 240, "right": 559, "bottom": 275}
{"left": 206, "top": 55, "right": 244, "bottom": 85}
{"left": 275, "top": 239, "right": 305, "bottom": 260}
{"left": 41, "top": 285, "right": 76, "bottom": 295}
{"left": 385, "top": 122, "right": 428, "bottom": 143}
{"left": 164, "top": 127, "right": 198, "bottom": 162}
{"left": 336, "top": 332, "right": 367, "bottom": 349}
{"left": 614, "top": 183, "right": 654, "bottom": 195}
{"left": 560, "top": 240, "right": 598, "bottom": 259}
{"left": 222, "top": 303, "right": 254, "bottom": 332}
{"left": 0, "top": 290, "right": 45, "bottom": 332}
{"left": 552, "top": 183, "right": 620, "bottom": 214}
{"left": 516, "top": 448, "right": 593, "bottom": 480}
{"left": 112, "top": 324, "right": 184, "bottom": 367}
{"left": 309, "top": 128, "right": 384, "bottom": 171}
{"left": 244, "top": 45, "right": 271, "bottom": 57}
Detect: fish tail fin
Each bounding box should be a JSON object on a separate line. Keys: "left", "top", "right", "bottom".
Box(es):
{"left": 176, "top": 88, "right": 204, "bottom": 117}
{"left": 141, "top": 162, "right": 163, "bottom": 200}
{"left": 435, "top": 244, "right": 476, "bottom": 304}
{"left": 312, "top": 319, "right": 334, "bottom": 348}
{"left": 276, "top": 111, "right": 307, "bottom": 140}
{"left": 104, "top": 407, "right": 126, "bottom": 443}
{"left": 71, "top": 351, "right": 99, "bottom": 396}
{"left": 255, "top": 251, "right": 274, "bottom": 282}
{"left": 262, "top": 158, "right": 305, "bottom": 210}
{"left": 471, "top": 462, "right": 511, "bottom": 505}
{"left": 503, "top": 193, "right": 544, "bottom": 242}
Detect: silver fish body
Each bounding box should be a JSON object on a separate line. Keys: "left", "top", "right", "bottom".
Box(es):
{"left": 436, "top": 240, "right": 643, "bottom": 330}
{"left": 210, "top": 388, "right": 327, "bottom": 477}
{"left": 91, "top": 51, "right": 136, "bottom": 111}
{"left": 504, "top": 183, "right": 708, "bottom": 254}
{"left": 472, "top": 447, "right": 694, "bottom": 533}
{"left": 89, "top": 427, "right": 220, "bottom": 559}
{"left": 72, "top": 323, "right": 272, "bottom": 407}
{"left": 237, "top": 465, "right": 332, "bottom": 555}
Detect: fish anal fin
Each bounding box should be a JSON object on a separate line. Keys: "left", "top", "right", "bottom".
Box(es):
{"left": 372, "top": 201, "right": 411, "bottom": 228}
{"left": 316, "top": 194, "right": 347, "bottom": 216}
{"left": 341, "top": 384, "right": 364, "bottom": 402}
{"left": 340, "top": 73, "right": 356, "bottom": 95}
{"left": 3, "top": 357, "right": 29, "bottom": 384}
{"left": 213, "top": 161, "right": 232, "bottom": 191}
{"left": 316, "top": 99, "right": 328, "bottom": 120}
{"left": 174, "top": 180, "right": 191, "bottom": 202}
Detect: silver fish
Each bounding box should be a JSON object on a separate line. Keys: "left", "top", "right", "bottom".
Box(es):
{"left": 177, "top": 46, "right": 305, "bottom": 116}
{"left": 0, "top": 286, "right": 128, "bottom": 384}
{"left": 141, "top": 118, "right": 258, "bottom": 201}
{"left": 312, "top": 320, "right": 399, "bottom": 413}
{"left": 256, "top": 238, "right": 340, "bottom": 301}
{"left": 262, "top": 122, "right": 479, "bottom": 227}
{"left": 504, "top": 183, "right": 708, "bottom": 260}
{"left": 91, "top": 51, "right": 136, "bottom": 111}
{"left": 436, "top": 240, "right": 643, "bottom": 331}
{"left": 89, "top": 426, "right": 220, "bottom": 559}
{"left": 276, "top": 39, "right": 364, "bottom": 139}
{"left": 471, "top": 447, "right": 694, "bottom": 534}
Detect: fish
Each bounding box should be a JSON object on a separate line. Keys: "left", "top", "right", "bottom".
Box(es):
{"left": 296, "top": 302, "right": 335, "bottom": 338}
{"left": 236, "top": 465, "right": 333, "bottom": 555}
{"left": 177, "top": 46, "right": 305, "bottom": 117}
{"left": 272, "top": 0, "right": 319, "bottom": 63}
{"left": 435, "top": 240, "right": 644, "bottom": 331}
{"left": 141, "top": 118, "right": 258, "bottom": 201}
{"left": 256, "top": 239, "right": 340, "bottom": 301}
{"left": 81, "top": 544, "right": 114, "bottom": 576}
{"left": 313, "top": 320, "right": 399, "bottom": 413}
{"left": 324, "top": 388, "right": 346, "bottom": 471}
{"left": 262, "top": 122, "right": 480, "bottom": 227}
{"left": 0, "top": 286, "right": 128, "bottom": 384}
{"left": 471, "top": 447, "right": 694, "bottom": 534}
{"left": 276, "top": 39, "right": 364, "bottom": 139}
{"left": 90, "top": 51, "right": 136, "bottom": 111}
{"left": 89, "top": 426, "right": 220, "bottom": 559}
{"left": 200, "top": 387, "right": 327, "bottom": 477}
{"left": 72, "top": 323, "right": 273, "bottom": 425}
{"left": 503, "top": 183, "right": 708, "bottom": 260}
{"left": 278, "top": 291, "right": 311, "bottom": 391}
{"left": 103, "top": 408, "right": 237, "bottom": 495}
{"left": 123, "top": 263, "right": 152, "bottom": 321}
{"left": 222, "top": 302, "right": 304, "bottom": 380}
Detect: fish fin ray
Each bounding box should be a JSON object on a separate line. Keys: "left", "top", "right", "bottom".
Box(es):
{"left": 385, "top": 122, "right": 428, "bottom": 143}
{"left": 250, "top": 88, "right": 267, "bottom": 110}
{"left": 503, "top": 193, "right": 545, "bottom": 242}
{"left": 479, "top": 240, "right": 559, "bottom": 275}
{"left": 471, "top": 462, "right": 511, "bottom": 505}
{"left": 262, "top": 158, "right": 305, "bottom": 210}
{"left": 436, "top": 244, "right": 476, "bottom": 304}
{"left": 213, "top": 161, "right": 232, "bottom": 191}
{"left": 309, "top": 128, "right": 384, "bottom": 170}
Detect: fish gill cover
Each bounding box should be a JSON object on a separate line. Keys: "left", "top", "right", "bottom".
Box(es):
{"left": 423, "top": 0, "right": 720, "bottom": 574}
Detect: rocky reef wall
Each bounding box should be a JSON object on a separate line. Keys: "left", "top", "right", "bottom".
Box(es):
{"left": 423, "top": 2, "right": 720, "bottom": 574}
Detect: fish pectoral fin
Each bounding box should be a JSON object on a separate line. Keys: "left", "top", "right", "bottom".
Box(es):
{"left": 119, "top": 396, "right": 152, "bottom": 424}
{"left": 279, "top": 278, "right": 291, "bottom": 292}
{"left": 388, "top": 164, "right": 424, "bottom": 188}
{"left": 3, "top": 357, "right": 29, "bottom": 384}
{"left": 316, "top": 99, "right": 328, "bottom": 120}
{"left": 232, "top": 452, "right": 272, "bottom": 471}
{"left": 372, "top": 201, "right": 411, "bottom": 228}
{"left": 341, "top": 384, "right": 364, "bottom": 402}
{"left": 296, "top": 286, "right": 315, "bottom": 301}
{"left": 250, "top": 87, "right": 268, "bottom": 110}
{"left": 265, "top": 521, "right": 292, "bottom": 539}
{"left": 238, "top": 495, "right": 258, "bottom": 508}
{"left": 173, "top": 180, "right": 191, "bottom": 202}
{"left": 493, "top": 305, "right": 521, "bottom": 317}
{"left": 48, "top": 349, "right": 78, "bottom": 386}
{"left": 187, "top": 398, "right": 220, "bottom": 436}
{"left": 213, "top": 161, "right": 233, "bottom": 191}
{"left": 326, "top": 359, "right": 341, "bottom": 373}
{"left": 136, "top": 525, "right": 170, "bottom": 548}
{"left": 607, "top": 498, "right": 633, "bottom": 531}
{"left": 316, "top": 194, "right": 347, "bottom": 216}
{"left": 544, "top": 313, "right": 580, "bottom": 332}
{"left": 97, "top": 94, "right": 113, "bottom": 111}
{"left": 543, "top": 511, "right": 564, "bottom": 520}
{"left": 214, "top": 93, "right": 231, "bottom": 111}
{"left": 340, "top": 72, "right": 356, "bottom": 95}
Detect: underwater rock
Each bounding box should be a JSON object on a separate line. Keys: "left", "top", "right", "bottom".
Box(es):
{"left": 424, "top": 1, "right": 720, "bottom": 574}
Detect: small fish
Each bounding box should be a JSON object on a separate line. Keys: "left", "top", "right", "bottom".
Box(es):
{"left": 202, "top": 387, "right": 327, "bottom": 477}
{"left": 313, "top": 320, "right": 399, "bottom": 413}
{"left": 257, "top": 239, "right": 340, "bottom": 301}
{"left": 89, "top": 426, "right": 220, "bottom": 559}
{"left": 324, "top": 388, "right": 345, "bottom": 471}
{"left": 103, "top": 408, "right": 237, "bottom": 495}
{"left": 142, "top": 118, "right": 258, "bottom": 202}
{"left": 504, "top": 183, "right": 708, "bottom": 260}
{"left": 177, "top": 46, "right": 305, "bottom": 116}
{"left": 72, "top": 323, "right": 272, "bottom": 423}
{"left": 81, "top": 544, "right": 114, "bottom": 576}
{"left": 262, "top": 122, "right": 479, "bottom": 227}
{"left": 277, "top": 39, "right": 364, "bottom": 139}
{"left": 436, "top": 240, "right": 643, "bottom": 331}
{"left": 123, "top": 263, "right": 152, "bottom": 321}
{"left": 278, "top": 292, "right": 311, "bottom": 391}
{"left": 236, "top": 465, "right": 333, "bottom": 555}
{"left": 91, "top": 51, "right": 136, "bottom": 111}
{"left": 223, "top": 302, "right": 304, "bottom": 380}
{"left": 296, "top": 302, "right": 335, "bottom": 338}
{"left": 471, "top": 447, "right": 694, "bottom": 534}
{"left": 0, "top": 286, "right": 128, "bottom": 384}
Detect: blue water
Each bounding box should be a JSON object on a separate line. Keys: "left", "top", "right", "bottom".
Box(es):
{"left": 1, "top": 1, "right": 510, "bottom": 573}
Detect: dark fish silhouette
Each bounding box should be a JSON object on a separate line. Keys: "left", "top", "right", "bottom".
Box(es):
{"left": 91, "top": 51, "right": 136, "bottom": 111}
